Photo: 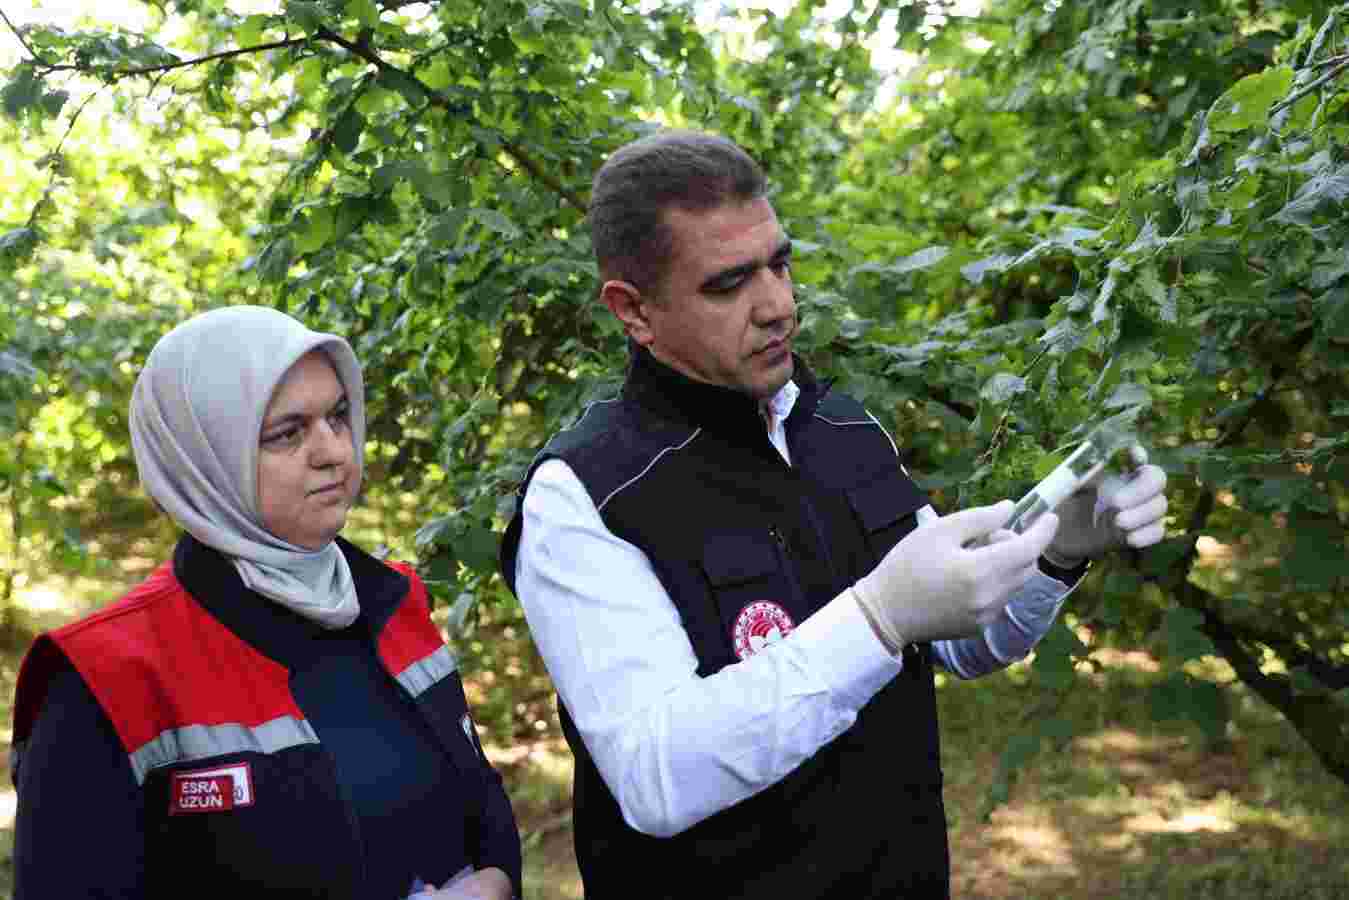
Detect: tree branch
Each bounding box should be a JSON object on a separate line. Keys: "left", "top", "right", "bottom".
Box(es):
{"left": 1172, "top": 323, "right": 1318, "bottom": 574}
{"left": 314, "top": 27, "right": 588, "bottom": 212}
{"left": 1217, "top": 618, "right": 1349, "bottom": 690}
{"left": 23, "top": 89, "right": 100, "bottom": 230}
{"left": 1183, "top": 581, "right": 1349, "bottom": 783}
{"left": 33, "top": 37, "right": 310, "bottom": 78}
{"left": 915, "top": 382, "right": 978, "bottom": 422}
{"left": 1273, "top": 57, "right": 1349, "bottom": 113}
{"left": 0, "top": 8, "right": 54, "bottom": 66}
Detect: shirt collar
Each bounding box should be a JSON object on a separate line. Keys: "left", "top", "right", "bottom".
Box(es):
{"left": 763, "top": 379, "right": 800, "bottom": 426}
{"left": 622, "top": 344, "right": 823, "bottom": 440}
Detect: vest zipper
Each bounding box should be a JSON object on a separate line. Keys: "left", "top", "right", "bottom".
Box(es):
{"left": 768, "top": 526, "right": 807, "bottom": 609}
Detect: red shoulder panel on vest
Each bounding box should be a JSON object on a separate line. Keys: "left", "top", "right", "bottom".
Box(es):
{"left": 376, "top": 563, "right": 445, "bottom": 678}
{"left": 35, "top": 561, "right": 298, "bottom": 755}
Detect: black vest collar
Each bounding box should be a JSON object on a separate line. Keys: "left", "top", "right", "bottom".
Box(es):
{"left": 172, "top": 533, "right": 410, "bottom": 668}
{"left": 621, "top": 345, "right": 827, "bottom": 441}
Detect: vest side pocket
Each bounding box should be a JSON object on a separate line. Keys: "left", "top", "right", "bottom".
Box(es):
{"left": 845, "top": 469, "right": 929, "bottom": 564}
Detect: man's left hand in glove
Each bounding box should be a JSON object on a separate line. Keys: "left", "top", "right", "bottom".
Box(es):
{"left": 1043, "top": 464, "right": 1168, "bottom": 568}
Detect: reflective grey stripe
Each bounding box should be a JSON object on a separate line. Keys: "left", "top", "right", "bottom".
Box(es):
{"left": 598, "top": 428, "right": 702, "bottom": 511}
{"left": 521, "top": 398, "right": 621, "bottom": 491}
{"left": 127, "top": 715, "right": 318, "bottom": 786}
{"left": 813, "top": 410, "right": 901, "bottom": 457}
{"left": 818, "top": 409, "right": 932, "bottom": 524}
{"left": 395, "top": 643, "right": 458, "bottom": 698}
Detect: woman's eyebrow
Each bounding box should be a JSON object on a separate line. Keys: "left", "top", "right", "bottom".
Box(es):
{"left": 261, "top": 393, "right": 348, "bottom": 431}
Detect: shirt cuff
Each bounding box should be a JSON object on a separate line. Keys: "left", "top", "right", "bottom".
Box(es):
{"left": 1038, "top": 553, "right": 1090, "bottom": 585}
{"left": 791, "top": 592, "right": 904, "bottom": 711}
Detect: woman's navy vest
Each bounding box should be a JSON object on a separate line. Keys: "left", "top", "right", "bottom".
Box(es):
{"left": 502, "top": 350, "right": 951, "bottom": 900}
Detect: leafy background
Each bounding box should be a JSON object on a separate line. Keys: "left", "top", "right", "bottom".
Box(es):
{"left": 2, "top": 0, "right": 1347, "bottom": 896}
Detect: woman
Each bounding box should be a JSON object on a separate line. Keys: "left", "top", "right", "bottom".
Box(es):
{"left": 10, "top": 306, "right": 521, "bottom": 899}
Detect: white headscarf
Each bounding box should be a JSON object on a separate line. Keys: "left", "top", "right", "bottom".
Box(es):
{"left": 129, "top": 306, "right": 367, "bottom": 629}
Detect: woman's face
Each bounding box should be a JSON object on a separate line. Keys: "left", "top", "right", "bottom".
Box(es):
{"left": 256, "top": 350, "right": 360, "bottom": 550}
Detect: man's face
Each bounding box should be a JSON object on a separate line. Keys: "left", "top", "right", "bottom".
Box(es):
{"left": 640, "top": 197, "right": 797, "bottom": 400}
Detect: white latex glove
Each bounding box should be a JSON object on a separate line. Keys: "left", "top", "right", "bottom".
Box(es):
{"left": 410, "top": 867, "right": 513, "bottom": 900}
{"left": 851, "top": 500, "right": 1060, "bottom": 651}
{"left": 1046, "top": 463, "right": 1168, "bottom": 566}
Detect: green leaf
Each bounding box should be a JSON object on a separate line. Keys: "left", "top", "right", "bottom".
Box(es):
{"left": 1319, "top": 286, "right": 1349, "bottom": 342}
{"left": 1032, "top": 620, "right": 1086, "bottom": 691}
{"left": 1136, "top": 537, "right": 1190, "bottom": 578}
{"left": 346, "top": 0, "right": 380, "bottom": 27}
{"left": 1160, "top": 606, "right": 1215, "bottom": 661}
{"left": 379, "top": 68, "right": 427, "bottom": 106}
{"left": 456, "top": 522, "right": 500, "bottom": 574}
{"left": 1284, "top": 516, "right": 1349, "bottom": 590}
{"left": 332, "top": 107, "right": 364, "bottom": 154}
{"left": 293, "top": 207, "right": 335, "bottom": 255}
{"left": 1104, "top": 382, "right": 1151, "bottom": 410}
{"left": 1149, "top": 672, "right": 1229, "bottom": 742}
{"left": 1275, "top": 161, "right": 1349, "bottom": 226}
{"left": 468, "top": 208, "right": 522, "bottom": 239}
{"left": 1101, "top": 568, "right": 1143, "bottom": 608}
{"left": 960, "top": 253, "right": 1015, "bottom": 285}
{"left": 237, "top": 14, "right": 269, "bottom": 46}
{"left": 0, "top": 227, "right": 40, "bottom": 270}
{"left": 421, "top": 58, "right": 454, "bottom": 92}
{"left": 1, "top": 66, "right": 43, "bottom": 120}
{"left": 0, "top": 350, "right": 38, "bottom": 380}
{"left": 421, "top": 548, "right": 457, "bottom": 583}
{"left": 1309, "top": 251, "right": 1349, "bottom": 292}
{"left": 285, "top": 1, "right": 326, "bottom": 33}
{"left": 295, "top": 57, "right": 325, "bottom": 95}
{"left": 980, "top": 373, "right": 1027, "bottom": 405}
{"left": 399, "top": 161, "right": 455, "bottom": 207}
{"left": 31, "top": 469, "right": 68, "bottom": 499}
{"left": 1036, "top": 716, "right": 1075, "bottom": 748}
{"left": 888, "top": 245, "right": 949, "bottom": 275}
{"left": 1208, "top": 67, "right": 1294, "bottom": 133}
{"left": 40, "top": 89, "right": 69, "bottom": 118}
{"left": 0, "top": 227, "right": 38, "bottom": 253}
{"left": 355, "top": 86, "right": 398, "bottom": 116}
{"left": 255, "top": 236, "right": 294, "bottom": 283}
{"left": 999, "top": 732, "right": 1042, "bottom": 772}
{"left": 1136, "top": 265, "right": 1178, "bottom": 323}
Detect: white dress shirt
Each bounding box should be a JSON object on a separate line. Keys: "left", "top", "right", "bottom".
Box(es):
{"left": 514, "top": 381, "right": 1076, "bottom": 838}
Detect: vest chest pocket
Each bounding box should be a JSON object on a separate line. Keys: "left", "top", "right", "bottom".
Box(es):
{"left": 702, "top": 531, "right": 809, "bottom": 665}
{"left": 845, "top": 468, "right": 931, "bottom": 565}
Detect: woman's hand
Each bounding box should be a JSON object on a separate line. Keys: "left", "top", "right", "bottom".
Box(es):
{"left": 414, "top": 867, "right": 514, "bottom": 900}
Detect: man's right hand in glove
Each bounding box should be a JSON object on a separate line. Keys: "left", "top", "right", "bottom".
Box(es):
{"left": 850, "top": 500, "right": 1059, "bottom": 653}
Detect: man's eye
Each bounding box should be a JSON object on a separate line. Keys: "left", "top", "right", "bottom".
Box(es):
{"left": 771, "top": 257, "right": 791, "bottom": 275}
{"left": 706, "top": 275, "right": 746, "bottom": 295}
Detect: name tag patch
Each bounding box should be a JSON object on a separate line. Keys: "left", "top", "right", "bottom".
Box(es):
{"left": 169, "top": 763, "right": 254, "bottom": 815}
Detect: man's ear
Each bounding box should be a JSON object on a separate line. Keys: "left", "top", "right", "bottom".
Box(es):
{"left": 600, "top": 280, "right": 656, "bottom": 346}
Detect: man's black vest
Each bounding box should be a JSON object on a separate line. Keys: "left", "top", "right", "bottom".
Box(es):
{"left": 501, "top": 348, "right": 949, "bottom": 899}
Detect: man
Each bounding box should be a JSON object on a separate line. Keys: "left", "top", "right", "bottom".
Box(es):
{"left": 499, "top": 130, "right": 1167, "bottom": 899}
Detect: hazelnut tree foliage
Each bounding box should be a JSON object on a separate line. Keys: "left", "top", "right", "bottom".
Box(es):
{"left": 2, "top": 0, "right": 1347, "bottom": 793}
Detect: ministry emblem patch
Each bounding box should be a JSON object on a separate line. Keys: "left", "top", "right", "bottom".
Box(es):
{"left": 732, "top": 601, "right": 796, "bottom": 660}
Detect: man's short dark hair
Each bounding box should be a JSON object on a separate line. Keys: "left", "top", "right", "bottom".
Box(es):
{"left": 589, "top": 129, "right": 767, "bottom": 292}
